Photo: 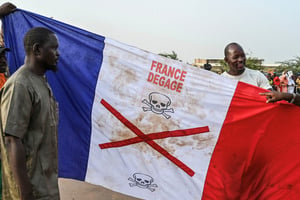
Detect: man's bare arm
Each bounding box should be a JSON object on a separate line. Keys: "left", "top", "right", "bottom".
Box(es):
{"left": 5, "top": 135, "right": 34, "bottom": 200}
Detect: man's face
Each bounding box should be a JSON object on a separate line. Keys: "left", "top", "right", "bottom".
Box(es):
{"left": 39, "top": 34, "right": 60, "bottom": 72}
{"left": 0, "top": 51, "right": 8, "bottom": 73}
{"left": 225, "top": 45, "right": 246, "bottom": 75}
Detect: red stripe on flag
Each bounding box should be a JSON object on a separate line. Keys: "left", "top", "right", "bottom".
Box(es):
{"left": 202, "top": 82, "right": 300, "bottom": 199}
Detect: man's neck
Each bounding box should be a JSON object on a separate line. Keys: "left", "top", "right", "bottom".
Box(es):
{"left": 228, "top": 68, "right": 245, "bottom": 76}
{"left": 24, "top": 57, "right": 46, "bottom": 76}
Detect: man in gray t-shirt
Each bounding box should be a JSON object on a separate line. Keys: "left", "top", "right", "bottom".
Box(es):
{"left": 221, "top": 42, "right": 272, "bottom": 90}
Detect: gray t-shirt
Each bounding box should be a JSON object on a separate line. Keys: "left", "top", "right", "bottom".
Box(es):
{"left": 0, "top": 66, "right": 59, "bottom": 200}
{"left": 221, "top": 68, "right": 271, "bottom": 90}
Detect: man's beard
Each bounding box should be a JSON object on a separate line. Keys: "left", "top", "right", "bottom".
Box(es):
{"left": 46, "top": 64, "right": 58, "bottom": 72}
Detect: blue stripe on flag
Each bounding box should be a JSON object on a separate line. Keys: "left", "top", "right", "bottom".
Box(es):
{"left": 2, "top": 9, "right": 105, "bottom": 181}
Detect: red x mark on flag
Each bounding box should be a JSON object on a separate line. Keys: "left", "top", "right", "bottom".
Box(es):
{"left": 99, "top": 99, "right": 209, "bottom": 177}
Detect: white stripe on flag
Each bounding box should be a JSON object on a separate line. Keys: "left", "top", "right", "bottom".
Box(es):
{"left": 86, "top": 38, "right": 237, "bottom": 199}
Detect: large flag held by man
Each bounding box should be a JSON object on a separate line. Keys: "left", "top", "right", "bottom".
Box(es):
{"left": 2, "top": 9, "right": 300, "bottom": 200}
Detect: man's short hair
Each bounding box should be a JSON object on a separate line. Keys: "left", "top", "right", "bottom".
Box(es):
{"left": 23, "top": 27, "right": 55, "bottom": 55}
{"left": 224, "top": 42, "right": 243, "bottom": 57}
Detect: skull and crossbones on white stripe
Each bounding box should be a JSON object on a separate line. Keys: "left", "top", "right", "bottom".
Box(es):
{"left": 128, "top": 173, "right": 158, "bottom": 192}
{"left": 142, "top": 92, "right": 174, "bottom": 119}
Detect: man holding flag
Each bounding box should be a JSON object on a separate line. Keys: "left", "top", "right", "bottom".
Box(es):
{"left": 221, "top": 42, "right": 272, "bottom": 90}
{"left": 260, "top": 90, "right": 300, "bottom": 106}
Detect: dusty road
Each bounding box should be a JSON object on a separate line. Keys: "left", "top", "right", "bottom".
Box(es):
{"left": 59, "top": 178, "right": 141, "bottom": 200}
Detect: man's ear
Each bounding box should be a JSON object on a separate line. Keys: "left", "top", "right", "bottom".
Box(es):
{"left": 32, "top": 43, "right": 41, "bottom": 56}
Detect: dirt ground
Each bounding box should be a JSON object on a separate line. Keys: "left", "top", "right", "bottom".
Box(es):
{"left": 58, "top": 178, "right": 141, "bottom": 200}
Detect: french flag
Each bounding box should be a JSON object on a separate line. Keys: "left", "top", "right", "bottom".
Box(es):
{"left": 3, "top": 9, "right": 300, "bottom": 200}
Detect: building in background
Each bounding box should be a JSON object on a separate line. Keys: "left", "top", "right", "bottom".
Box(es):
{"left": 192, "top": 58, "right": 280, "bottom": 74}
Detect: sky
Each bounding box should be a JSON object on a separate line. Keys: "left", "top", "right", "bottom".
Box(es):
{"left": 4, "top": 0, "right": 300, "bottom": 64}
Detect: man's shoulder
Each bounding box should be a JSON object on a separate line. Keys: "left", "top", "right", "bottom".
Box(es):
{"left": 221, "top": 71, "right": 231, "bottom": 77}
{"left": 6, "top": 66, "right": 31, "bottom": 84}
{"left": 244, "top": 67, "right": 256, "bottom": 73}
{"left": 245, "top": 68, "right": 265, "bottom": 76}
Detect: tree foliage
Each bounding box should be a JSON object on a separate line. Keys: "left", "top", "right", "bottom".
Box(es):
{"left": 276, "top": 56, "right": 300, "bottom": 74}
{"left": 245, "top": 57, "right": 264, "bottom": 71}
{"left": 159, "top": 51, "right": 179, "bottom": 61}
{"left": 218, "top": 60, "right": 228, "bottom": 73}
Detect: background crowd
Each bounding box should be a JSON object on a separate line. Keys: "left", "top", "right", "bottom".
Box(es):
{"left": 265, "top": 70, "right": 300, "bottom": 94}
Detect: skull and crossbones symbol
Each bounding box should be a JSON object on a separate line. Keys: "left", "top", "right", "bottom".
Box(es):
{"left": 128, "top": 173, "right": 158, "bottom": 192}
{"left": 142, "top": 92, "right": 174, "bottom": 119}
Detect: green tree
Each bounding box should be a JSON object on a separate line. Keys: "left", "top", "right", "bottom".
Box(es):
{"left": 276, "top": 56, "right": 300, "bottom": 74}
{"left": 245, "top": 57, "right": 264, "bottom": 71}
{"left": 159, "top": 51, "right": 179, "bottom": 61}
{"left": 218, "top": 59, "right": 228, "bottom": 73}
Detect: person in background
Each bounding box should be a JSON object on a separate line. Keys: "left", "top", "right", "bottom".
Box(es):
{"left": 279, "top": 70, "right": 288, "bottom": 92}
{"left": 0, "top": 2, "right": 16, "bottom": 200}
{"left": 296, "top": 75, "right": 300, "bottom": 93}
{"left": 266, "top": 73, "right": 273, "bottom": 86}
{"left": 0, "top": 1, "right": 16, "bottom": 86}
{"left": 0, "top": 44, "right": 10, "bottom": 87}
{"left": 0, "top": 27, "right": 60, "bottom": 200}
{"left": 273, "top": 74, "right": 281, "bottom": 91}
{"left": 287, "top": 72, "right": 295, "bottom": 93}
{"left": 221, "top": 42, "right": 272, "bottom": 90}
{"left": 260, "top": 91, "right": 300, "bottom": 107}
{"left": 0, "top": 43, "right": 10, "bottom": 200}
